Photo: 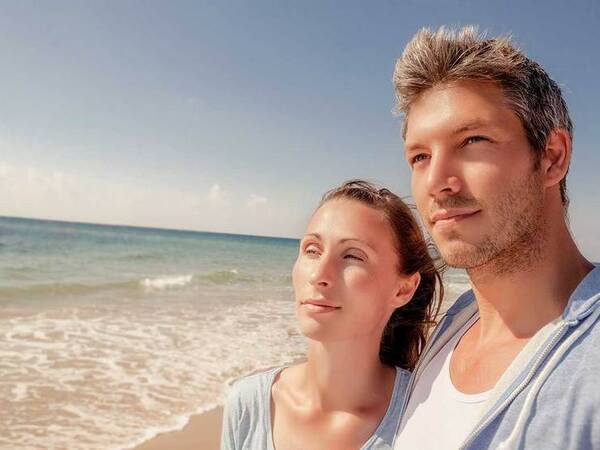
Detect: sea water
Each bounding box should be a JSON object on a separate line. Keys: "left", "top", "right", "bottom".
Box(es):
{"left": 0, "top": 216, "right": 469, "bottom": 450}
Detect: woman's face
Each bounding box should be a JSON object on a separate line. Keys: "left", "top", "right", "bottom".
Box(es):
{"left": 292, "top": 199, "right": 418, "bottom": 342}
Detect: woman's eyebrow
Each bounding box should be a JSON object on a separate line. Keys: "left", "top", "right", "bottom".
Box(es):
{"left": 302, "top": 233, "right": 321, "bottom": 240}
{"left": 339, "top": 238, "right": 375, "bottom": 252}
{"left": 302, "top": 235, "right": 375, "bottom": 252}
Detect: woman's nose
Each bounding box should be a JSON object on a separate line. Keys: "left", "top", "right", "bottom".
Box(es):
{"left": 309, "top": 256, "right": 334, "bottom": 288}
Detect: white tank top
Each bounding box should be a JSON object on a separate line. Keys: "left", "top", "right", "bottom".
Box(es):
{"left": 394, "top": 318, "right": 491, "bottom": 450}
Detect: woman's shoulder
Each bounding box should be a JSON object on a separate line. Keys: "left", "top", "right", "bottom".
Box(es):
{"left": 394, "top": 366, "right": 410, "bottom": 375}
{"left": 394, "top": 366, "right": 411, "bottom": 383}
{"left": 225, "top": 366, "right": 285, "bottom": 410}
{"left": 391, "top": 366, "right": 411, "bottom": 403}
{"left": 221, "top": 367, "right": 286, "bottom": 449}
{"left": 375, "top": 366, "right": 409, "bottom": 414}
{"left": 360, "top": 367, "right": 411, "bottom": 449}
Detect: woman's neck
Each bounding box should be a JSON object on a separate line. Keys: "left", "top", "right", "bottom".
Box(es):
{"left": 298, "top": 339, "right": 396, "bottom": 412}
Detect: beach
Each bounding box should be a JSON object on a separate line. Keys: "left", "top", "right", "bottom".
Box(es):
{"left": 0, "top": 217, "right": 307, "bottom": 450}
{"left": 0, "top": 216, "right": 469, "bottom": 450}
{"left": 132, "top": 407, "right": 223, "bottom": 450}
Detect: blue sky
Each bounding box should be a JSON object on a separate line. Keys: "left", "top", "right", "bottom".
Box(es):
{"left": 0, "top": 0, "right": 599, "bottom": 259}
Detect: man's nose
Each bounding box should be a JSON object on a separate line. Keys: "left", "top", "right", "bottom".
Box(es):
{"left": 425, "top": 151, "right": 462, "bottom": 198}
{"left": 309, "top": 255, "right": 334, "bottom": 288}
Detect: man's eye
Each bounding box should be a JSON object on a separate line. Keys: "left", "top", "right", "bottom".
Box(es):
{"left": 410, "top": 154, "right": 429, "bottom": 166}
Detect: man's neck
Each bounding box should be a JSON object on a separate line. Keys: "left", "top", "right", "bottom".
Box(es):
{"left": 467, "top": 223, "right": 593, "bottom": 342}
{"left": 448, "top": 222, "right": 593, "bottom": 394}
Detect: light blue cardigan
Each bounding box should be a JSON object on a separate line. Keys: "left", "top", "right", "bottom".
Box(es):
{"left": 395, "top": 264, "right": 600, "bottom": 449}
{"left": 221, "top": 365, "right": 410, "bottom": 449}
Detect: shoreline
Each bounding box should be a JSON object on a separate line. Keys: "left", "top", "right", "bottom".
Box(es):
{"left": 132, "top": 406, "right": 223, "bottom": 450}
{"left": 131, "top": 358, "right": 306, "bottom": 450}
{"left": 125, "top": 287, "right": 461, "bottom": 450}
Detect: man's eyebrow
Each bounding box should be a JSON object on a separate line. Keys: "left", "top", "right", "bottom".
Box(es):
{"left": 451, "top": 120, "right": 496, "bottom": 134}
{"left": 404, "top": 120, "right": 497, "bottom": 153}
{"left": 404, "top": 142, "right": 423, "bottom": 154}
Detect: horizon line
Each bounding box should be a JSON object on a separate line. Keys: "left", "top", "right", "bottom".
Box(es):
{"left": 0, "top": 214, "right": 300, "bottom": 242}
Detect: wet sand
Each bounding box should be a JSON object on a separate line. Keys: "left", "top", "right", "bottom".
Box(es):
{"left": 133, "top": 406, "right": 222, "bottom": 450}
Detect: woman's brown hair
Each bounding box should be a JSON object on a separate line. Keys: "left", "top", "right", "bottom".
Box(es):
{"left": 320, "top": 180, "right": 443, "bottom": 370}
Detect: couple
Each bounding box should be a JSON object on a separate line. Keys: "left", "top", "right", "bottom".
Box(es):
{"left": 221, "top": 26, "right": 600, "bottom": 449}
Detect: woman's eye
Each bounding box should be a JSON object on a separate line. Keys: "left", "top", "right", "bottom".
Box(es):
{"left": 304, "top": 246, "right": 320, "bottom": 256}
{"left": 344, "top": 253, "right": 364, "bottom": 262}
{"left": 465, "top": 136, "right": 487, "bottom": 145}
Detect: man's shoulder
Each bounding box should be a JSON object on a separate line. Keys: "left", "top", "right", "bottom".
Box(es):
{"left": 562, "top": 264, "right": 600, "bottom": 321}
{"left": 553, "top": 299, "right": 600, "bottom": 393}
{"left": 571, "top": 305, "right": 600, "bottom": 361}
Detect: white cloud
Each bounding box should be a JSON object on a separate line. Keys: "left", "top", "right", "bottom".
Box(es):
{"left": 246, "top": 194, "right": 268, "bottom": 209}
{"left": 1, "top": 160, "right": 598, "bottom": 252}
{"left": 207, "top": 183, "right": 230, "bottom": 207}
{"left": 0, "top": 161, "right": 304, "bottom": 237}
{"left": 0, "top": 161, "right": 209, "bottom": 230}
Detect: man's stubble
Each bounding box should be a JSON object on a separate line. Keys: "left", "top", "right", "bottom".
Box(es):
{"left": 434, "top": 169, "right": 546, "bottom": 277}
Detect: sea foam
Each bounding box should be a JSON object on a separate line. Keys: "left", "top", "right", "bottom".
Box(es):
{"left": 140, "top": 274, "right": 193, "bottom": 290}
{"left": 0, "top": 292, "right": 306, "bottom": 450}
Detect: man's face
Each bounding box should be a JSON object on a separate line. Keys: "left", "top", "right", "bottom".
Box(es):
{"left": 404, "top": 80, "right": 545, "bottom": 271}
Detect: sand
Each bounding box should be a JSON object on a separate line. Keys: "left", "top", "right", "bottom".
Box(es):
{"left": 133, "top": 406, "right": 223, "bottom": 450}
{"left": 132, "top": 359, "right": 306, "bottom": 450}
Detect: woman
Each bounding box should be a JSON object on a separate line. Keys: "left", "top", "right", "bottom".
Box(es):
{"left": 221, "top": 180, "right": 443, "bottom": 449}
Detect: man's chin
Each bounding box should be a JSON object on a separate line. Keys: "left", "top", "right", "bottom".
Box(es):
{"left": 437, "top": 240, "right": 492, "bottom": 269}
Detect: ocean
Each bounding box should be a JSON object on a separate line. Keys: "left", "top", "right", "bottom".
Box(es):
{"left": 0, "top": 216, "right": 470, "bottom": 450}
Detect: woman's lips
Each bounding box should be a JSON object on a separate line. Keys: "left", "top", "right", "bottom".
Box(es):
{"left": 301, "top": 300, "right": 341, "bottom": 313}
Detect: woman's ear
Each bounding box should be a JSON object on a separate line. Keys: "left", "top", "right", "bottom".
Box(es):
{"left": 392, "top": 272, "right": 421, "bottom": 308}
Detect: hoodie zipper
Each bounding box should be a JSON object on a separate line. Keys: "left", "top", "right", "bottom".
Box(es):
{"left": 460, "top": 297, "right": 600, "bottom": 448}
{"left": 458, "top": 322, "right": 569, "bottom": 449}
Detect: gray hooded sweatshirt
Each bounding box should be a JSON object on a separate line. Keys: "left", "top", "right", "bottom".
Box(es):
{"left": 394, "top": 264, "right": 600, "bottom": 449}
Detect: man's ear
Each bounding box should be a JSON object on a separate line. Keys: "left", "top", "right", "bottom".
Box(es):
{"left": 541, "top": 128, "right": 571, "bottom": 189}
{"left": 392, "top": 272, "right": 421, "bottom": 309}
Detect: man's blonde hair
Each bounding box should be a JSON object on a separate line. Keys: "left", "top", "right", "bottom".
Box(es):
{"left": 393, "top": 26, "right": 573, "bottom": 206}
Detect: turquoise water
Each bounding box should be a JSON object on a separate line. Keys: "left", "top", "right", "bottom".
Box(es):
{"left": 0, "top": 216, "right": 297, "bottom": 300}
{"left": 0, "top": 216, "right": 469, "bottom": 450}
{"left": 0, "top": 217, "right": 307, "bottom": 450}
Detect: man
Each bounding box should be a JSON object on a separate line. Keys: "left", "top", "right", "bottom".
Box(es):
{"left": 392, "top": 26, "right": 599, "bottom": 449}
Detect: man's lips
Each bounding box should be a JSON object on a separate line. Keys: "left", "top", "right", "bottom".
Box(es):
{"left": 301, "top": 300, "right": 341, "bottom": 313}
{"left": 430, "top": 208, "right": 480, "bottom": 226}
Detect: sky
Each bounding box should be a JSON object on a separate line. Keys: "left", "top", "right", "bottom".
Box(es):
{"left": 0, "top": 0, "right": 599, "bottom": 259}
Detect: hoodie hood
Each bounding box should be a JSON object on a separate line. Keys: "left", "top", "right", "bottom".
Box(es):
{"left": 561, "top": 264, "right": 600, "bottom": 322}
